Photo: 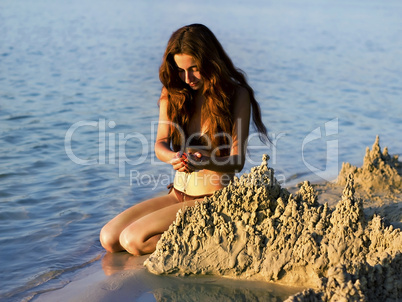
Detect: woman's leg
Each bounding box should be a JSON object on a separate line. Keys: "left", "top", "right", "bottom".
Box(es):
{"left": 119, "top": 199, "right": 198, "bottom": 255}
{"left": 100, "top": 190, "right": 180, "bottom": 253}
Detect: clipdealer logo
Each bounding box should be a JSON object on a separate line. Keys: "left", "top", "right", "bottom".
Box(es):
{"left": 302, "top": 118, "right": 339, "bottom": 182}
{"left": 64, "top": 119, "right": 149, "bottom": 177}
{"left": 64, "top": 118, "right": 277, "bottom": 177}
{"left": 64, "top": 118, "right": 338, "bottom": 185}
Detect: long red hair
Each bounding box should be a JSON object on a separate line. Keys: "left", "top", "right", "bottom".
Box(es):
{"left": 159, "top": 24, "right": 268, "bottom": 155}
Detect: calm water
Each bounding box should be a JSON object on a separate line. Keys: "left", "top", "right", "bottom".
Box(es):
{"left": 1, "top": 0, "right": 402, "bottom": 300}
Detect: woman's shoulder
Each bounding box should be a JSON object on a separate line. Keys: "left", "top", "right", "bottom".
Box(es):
{"left": 234, "top": 85, "right": 249, "bottom": 98}
{"left": 158, "top": 87, "right": 169, "bottom": 106}
{"left": 232, "top": 85, "right": 251, "bottom": 107}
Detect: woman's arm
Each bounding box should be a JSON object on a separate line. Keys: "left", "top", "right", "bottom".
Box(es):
{"left": 154, "top": 88, "right": 191, "bottom": 172}
{"left": 189, "top": 86, "right": 251, "bottom": 173}
{"left": 154, "top": 88, "right": 175, "bottom": 163}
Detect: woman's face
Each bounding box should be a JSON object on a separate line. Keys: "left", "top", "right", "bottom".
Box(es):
{"left": 174, "top": 54, "right": 204, "bottom": 90}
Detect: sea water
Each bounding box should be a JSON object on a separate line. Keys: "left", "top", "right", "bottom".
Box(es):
{"left": 1, "top": 0, "right": 401, "bottom": 300}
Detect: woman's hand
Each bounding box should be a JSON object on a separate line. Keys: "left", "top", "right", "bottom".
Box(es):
{"left": 187, "top": 151, "right": 209, "bottom": 172}
{"left": 169, "top": 152, "right": 187, "bottom": 172}
{"left": 170, "top": 151, "right": 205, "bottom": 173}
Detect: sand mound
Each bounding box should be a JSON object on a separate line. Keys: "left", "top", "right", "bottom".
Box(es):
{"left": 145, "top": 150, "right": 402, "bottom": 301}
{"left": 338, "top": 135, "right": 402, "bottom": 194}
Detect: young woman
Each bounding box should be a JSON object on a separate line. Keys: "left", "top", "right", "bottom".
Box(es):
{"left": 100, "top": 24, "right": 268, "bottom": 256}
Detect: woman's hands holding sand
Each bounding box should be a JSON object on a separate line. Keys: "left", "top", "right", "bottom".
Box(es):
{"left": 170, "top": 151, "right": 206, "bottom": 173}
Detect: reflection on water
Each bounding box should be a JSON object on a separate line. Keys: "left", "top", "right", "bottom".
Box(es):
{"left": 100, "top": 252, "right": 302, "bottom": 302}
{"left": 102, "top": 251, "right": 146, "bottom": 276}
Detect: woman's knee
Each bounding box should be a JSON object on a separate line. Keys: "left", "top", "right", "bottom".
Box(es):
{"left": 100, "top": 224, "right": 123, "bottom": 253}
{"left": 119, "top": 226, "right": 143, "bottom": 256}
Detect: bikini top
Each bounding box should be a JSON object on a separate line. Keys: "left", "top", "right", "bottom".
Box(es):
{"left": 186, "top": 134, "right": 209, "bottom": 149}
{"left": 185, "top": 133, "right": 231, "bottom": 156}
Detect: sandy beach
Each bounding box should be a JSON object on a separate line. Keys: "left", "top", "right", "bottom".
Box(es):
{"left": 36, "top": 137, "right": 401, "bottom": 301}
{"left": 36, "top": 254, "right": 305, "bottom": 301}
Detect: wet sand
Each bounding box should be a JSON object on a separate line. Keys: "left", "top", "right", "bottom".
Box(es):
{"left": 37, "top": 253, "right": 304, "bottom": 301}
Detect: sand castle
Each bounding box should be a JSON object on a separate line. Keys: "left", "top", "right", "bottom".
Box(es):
{"left": 338, "top": 135, "right": 402, "bottom": 194}
{"left": 144, "top": 138, "right": 402, "bottom": 301}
